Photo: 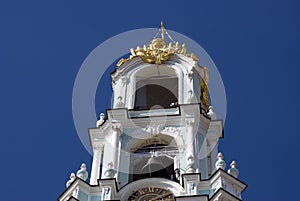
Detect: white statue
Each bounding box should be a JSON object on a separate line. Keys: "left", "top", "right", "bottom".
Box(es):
{"left": 96, "top": 113, "right": 105, "bottom": 127}
{"left": 207, "top": 106, "right": 216, "bottom": 120}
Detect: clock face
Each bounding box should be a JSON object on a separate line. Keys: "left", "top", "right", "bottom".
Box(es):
{"left": 127, "top": 187, "right": 175, "bottom": 201}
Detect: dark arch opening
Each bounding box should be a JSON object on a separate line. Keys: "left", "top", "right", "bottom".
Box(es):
{"left": 134, "top": 83, "right": 178, "bottom": 110}
{"left": 130, "top": 144, "right": 179, "bottom": 182}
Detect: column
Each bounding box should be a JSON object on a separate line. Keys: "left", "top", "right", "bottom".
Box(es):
{"left": 111, "top": 123, "right": 121, "bottom": 172}
{"left": 186, "top": 118, "right": 196, "bottom": 161}
{"left": 90, "top": 145, "right": 104, "bottom": 185}
{"left": 185, "top": 118, "right": 196, "bottom": 173}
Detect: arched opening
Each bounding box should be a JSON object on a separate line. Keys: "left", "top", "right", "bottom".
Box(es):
{"left": 132, "top": 65, "right": 179, "bottom": 110}
{"left": 128, "top": 135, "right": 180, "bottom": 183}
{"left": 131, "top": 145, "right": 176, "bottom": 181}
{"left": 134, "top": 79, "right": 178, "bottom": 110}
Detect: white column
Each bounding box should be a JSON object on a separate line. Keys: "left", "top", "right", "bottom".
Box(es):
{"left": 90, "top": 145, "right": 103, "bottom": 185}
{"left": 111, "top": 123, "right": 121, "bottom": 173}
{"left": 186, "top": 118, "right": 196, "bottom": 161}
{"left": 185, "top": 118, "right": 198, "bottom": 173}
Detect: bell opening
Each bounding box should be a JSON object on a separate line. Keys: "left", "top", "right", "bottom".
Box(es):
{"left": 129, "top": 143, "right": 178, "bottom": 182}
{"left": 132, "top": 155, "right": 175, "bottom": 181}
{"left": 134, "top": 78, "right": 178, "bottom": 110}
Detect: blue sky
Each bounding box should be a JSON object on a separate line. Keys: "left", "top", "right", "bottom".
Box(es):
{"left": 1, "top": 0, "right": 299, "bottom": 200}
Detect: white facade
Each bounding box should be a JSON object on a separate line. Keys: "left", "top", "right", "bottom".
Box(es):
{"left": 59, "top": 27, "right": 247, "bottom": 201}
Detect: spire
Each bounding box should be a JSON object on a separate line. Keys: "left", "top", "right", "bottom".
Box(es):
{"left": 161, "top": 21, "right": 165, "bottom": 41}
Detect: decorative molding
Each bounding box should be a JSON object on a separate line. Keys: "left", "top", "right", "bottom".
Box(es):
{"left": 92, "top": 144, "right": 104, "bottom": 151}
{"left": 111, "top": 123, "right": 121, "bottom": 131}
{"left": 121, "top": 76, "right": 128, "bottom": 86}
{"left": 161, "top": 126, "right": 181, "bottom": 135}
{"left": 187, "top": 70, "right": 194, "bottom": 82}
{"left": 186, "top": 90, "right": 195, "bottom": 103}
{"left": 115, "top": 96, "right": 124, "bottom": 108}
{"left": 185, "top": 118, "right": 195, "bottom": 126}
{"left": 143, "top": 123, "right": 163, "bottom": 135}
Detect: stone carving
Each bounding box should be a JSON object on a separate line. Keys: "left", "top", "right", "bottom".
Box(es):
{"left": 187, "top": 90, "right": 195, "bottom": 103}
{"left": 72, "top": 186, "right": 79, "bottom": 198}
{"left": 76, "top": 163, "right": 88, "bottom": 181}
{"left": 161, "top": 127, "right": 180, "bottom": 135}
{"left": 227, "top": 161, "right": 239, "bottom": 178}
{"left": 143, "top": 123, "right": 163, "bottom": 135}
{"left": 207, "top": 106, "right": 216, "bottom": 120}
{"left": 187, "top": 70, "right": 194, "bottom": 82}
{"left": 221, "top": 178, "right": 227, "bottom": 189}
{"left": 66, "top": 173, "right": 75, "bottom": 188}
{"left": 111, "top": 123, "right": 121, "bottom": 132}
{"left": 186, "top": 156, "right": 196, "bottom": 173}
{"left": 115, "top": 96, "right": 124, "bottom": 108}
{"left": 96, "top": 113, "right": 105, "bottom": 127}
{"left": 215, "top": 152, "right": 226, "bottom": 170}
{"left": 187, "top": 182, "right": 197, "bottom": 195}
{"left": 102, "top": 187, "right": 112, "bottom": 200}
{"left": 185, "top": 118, "right": 195, "bottom": 126}
{"left": 104, "top": 162, "right": 116, "bottom": 178}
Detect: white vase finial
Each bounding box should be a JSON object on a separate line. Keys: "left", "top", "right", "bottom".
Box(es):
{"left": 228, "top": 160, "right": 239, "bottom": 178}
{"left": 76, "top": 163, "right": 88, "bottom": 181}
{"left": 215, "top": 152, "right": 226, "bottom": 170}
{"left": 230, "top": 161, "right": 236, "bottom": 168}
{"left": 66, "top": 173, "right": 76, "bottom": 187}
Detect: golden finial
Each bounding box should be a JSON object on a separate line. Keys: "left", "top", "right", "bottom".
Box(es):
{"left": 116, "top": 21, "right": 199, "bottom": 67}
{"left": 161, "top": 21, "right": 165, "bottom": 41}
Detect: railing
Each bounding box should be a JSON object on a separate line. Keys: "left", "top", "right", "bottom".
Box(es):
{"left": 128, "top": 107, "right": 180, "bottom": 118}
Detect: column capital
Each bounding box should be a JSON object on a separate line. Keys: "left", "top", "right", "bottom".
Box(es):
{"left": 92, "top": 144, "right": 104, "bottom": 151}
{"left": 111, "top": 123, "right": 121, "bottom": 131}
{"left": 185, "top": 118, "right": 195, "bottom": 126}
{"left": 121, "top": 76, "right": 128, "bottom": 85}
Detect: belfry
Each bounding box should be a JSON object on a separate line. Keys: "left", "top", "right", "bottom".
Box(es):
{"left": 59, "top": 22, "right": 247, "bottom": 201}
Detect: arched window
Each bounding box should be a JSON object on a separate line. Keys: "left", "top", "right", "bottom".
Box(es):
{"left": 134, "top": 78, "right": 178, "bottom": 110}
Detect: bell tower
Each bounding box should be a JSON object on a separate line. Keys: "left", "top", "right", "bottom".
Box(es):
{"left": 59, "top": 22, "right": 247, "bottom": 201}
